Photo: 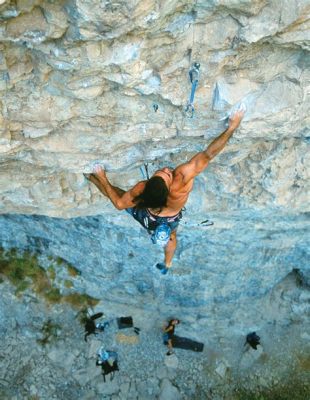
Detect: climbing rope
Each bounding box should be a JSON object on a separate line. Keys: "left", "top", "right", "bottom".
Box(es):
{"left": 184, "top": 1, "right": 200, "bottom": 119}
{"left": 139, "top": 163, "right": 149, "bottom": 180}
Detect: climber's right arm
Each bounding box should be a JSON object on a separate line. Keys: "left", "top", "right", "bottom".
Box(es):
{"left": 94, "top": 166, "right": 145, "bottom": 210}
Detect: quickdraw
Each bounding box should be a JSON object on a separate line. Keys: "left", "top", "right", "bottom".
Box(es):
{"left": 185, "top": 62, "right": 200, "bottom": 118}
{"left": 199, "top": 219, "right": 214, "bottom": 227}
{"left": 139, "top": 163, "right": 150, "bottom": 180}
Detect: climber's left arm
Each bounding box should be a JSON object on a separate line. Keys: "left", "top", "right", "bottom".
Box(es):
{"left": 175, "top": 110, "right": 244, "bottom": 183}
{"left": 95, "top": 167, "right": 146, "bottom": 210}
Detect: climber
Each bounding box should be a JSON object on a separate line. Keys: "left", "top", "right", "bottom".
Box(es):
{"left": 84, "top": 109, "right": 244, "bottom": 274}
{"left": 163, "top": 319, "right": 180, "bottom": 356}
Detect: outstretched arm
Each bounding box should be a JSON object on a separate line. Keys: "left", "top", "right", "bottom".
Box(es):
{"left": 176, "top": 110, "right": 244, "bottom": 182}
{"left": 93, "top": 166, "right": 145, "bottom": 210}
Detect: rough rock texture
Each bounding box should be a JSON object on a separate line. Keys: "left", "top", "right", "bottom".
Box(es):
{"left": 0, "top": 0, "right": 309, "bottom": 398}
{"left": 0, "top": 267, "right": 309, "bottom": 399}
{"left": 0, "top": 0, "right": 309, "bottom": 217}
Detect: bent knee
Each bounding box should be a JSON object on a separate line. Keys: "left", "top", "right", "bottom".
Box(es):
{"left": 170, "top": 230, "right": 177, "bottom": 240}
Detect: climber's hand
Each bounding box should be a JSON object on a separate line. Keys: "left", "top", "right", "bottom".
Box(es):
{"left": 228, "top": 109, "right": 245, "bottom": 132}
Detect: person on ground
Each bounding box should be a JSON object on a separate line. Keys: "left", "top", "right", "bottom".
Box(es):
{"left": 85, "top": 109, "right": 244, "bottom": 274}
{"left": 246, "top": 332, "right": 261, "bottom": 350}
{"left": 163, "top": 319, "right": 180, "bottom": 356}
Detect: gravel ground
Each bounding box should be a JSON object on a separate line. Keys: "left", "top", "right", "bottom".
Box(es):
{"left": 0, "top": 281, "right": 309, "bottom": 400}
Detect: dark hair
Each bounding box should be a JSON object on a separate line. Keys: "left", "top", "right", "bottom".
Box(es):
{"left": 134, "top": 176, "right": 169, "bottom": 210}
{"left": 168, "top": 319, "right": 180, "bottom": 326}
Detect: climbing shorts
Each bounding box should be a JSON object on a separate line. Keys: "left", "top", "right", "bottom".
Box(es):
{"left": 125, "top": 207, "right": 182, "bottom": 233}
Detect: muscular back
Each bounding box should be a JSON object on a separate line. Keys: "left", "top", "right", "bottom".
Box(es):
{"left": 150, "top": 169, "right": 195, "bottom": 217}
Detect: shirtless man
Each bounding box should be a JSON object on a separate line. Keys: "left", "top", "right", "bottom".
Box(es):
{"left": 86, "top": 110, "right": 244, "bottom": 274}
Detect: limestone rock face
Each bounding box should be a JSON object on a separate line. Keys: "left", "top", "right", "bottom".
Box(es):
{"left": 0, "top": 0, "right": 308, "bottom": 217}
{"left": 0, "top": 1, "right": 309, "bottom": 398}
{"left": 0, "top": 0, "right": 309, "bottom": 339}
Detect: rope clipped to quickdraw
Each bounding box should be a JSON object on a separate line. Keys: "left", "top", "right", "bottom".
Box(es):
{"left": 185, "top": 62, "right": 200, "bottom": 118}
{"left": 139, "top": 163, "right": 150, "bottom": 180}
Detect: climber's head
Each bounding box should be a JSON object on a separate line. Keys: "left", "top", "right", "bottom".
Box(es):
{"left": 152, "top": 167, "right": 174, "bottom": 188}
{"left": 134, "top": 168, "right": 173, "bottom": 209}
{"left": 169, "top": 319, "right": 180, "bottom": 326}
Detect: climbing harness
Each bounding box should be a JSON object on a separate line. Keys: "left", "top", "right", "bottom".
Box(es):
{"left": 185, "top": 62, "right": 200, "bottom": 118}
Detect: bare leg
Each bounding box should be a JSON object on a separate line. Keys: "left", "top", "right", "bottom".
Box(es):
{"left": 167, "top": 338, "right": 173, "bottom": 355}
{"left": 164, "top": 230, "right": 177, "bottom": 268}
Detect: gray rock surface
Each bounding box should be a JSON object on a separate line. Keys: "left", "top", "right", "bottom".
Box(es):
{"left": 0, "top": 0, "right": 308, "bottom": 218}
{"left": 0, "top": 0, "right": 309, "bottom": 399}
{"left": 159, "top": 378, "right": 181, "bottom": 400}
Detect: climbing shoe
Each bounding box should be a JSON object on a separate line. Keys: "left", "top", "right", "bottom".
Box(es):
{"left": 156, "top": 263, "right": 169, "bottom": 274}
